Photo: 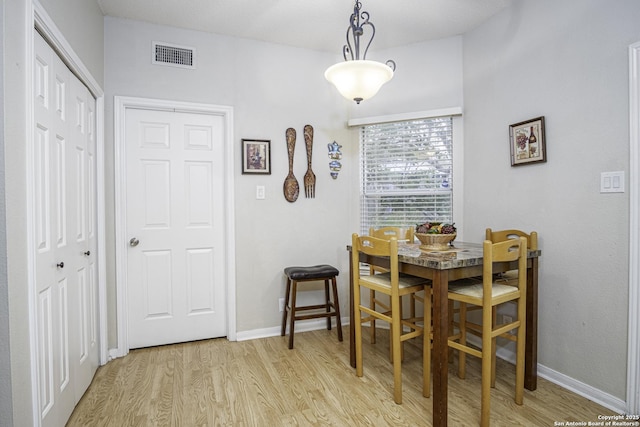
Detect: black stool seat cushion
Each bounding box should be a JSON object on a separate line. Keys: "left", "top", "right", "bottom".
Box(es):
{"left": 284, "top": 265, "right": 339, "bottom": 281}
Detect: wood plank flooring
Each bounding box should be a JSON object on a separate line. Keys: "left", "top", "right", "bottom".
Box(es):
{"left": 67, "top": 327, "right": 616, "bottom": 426}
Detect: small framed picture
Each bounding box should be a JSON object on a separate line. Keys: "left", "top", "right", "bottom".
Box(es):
{"left": 509, "top": 116, "right": 546, "bottom": 166}
{"left": 241, "top": 139, "right": 271, "bottom": 174}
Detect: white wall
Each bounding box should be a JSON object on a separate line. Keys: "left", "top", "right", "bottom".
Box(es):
{"left": 462, "top": 0, "right": 640, "bottom": 400}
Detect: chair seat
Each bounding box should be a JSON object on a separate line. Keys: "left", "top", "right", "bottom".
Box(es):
{"left": 363, "top": 272, "right": 430, "bottom": 289}
{"left": 449, "top": 280, "right": 520, "bottom": 298}
{"left": 284, "top": 265, "right": 339, "bottom": 280}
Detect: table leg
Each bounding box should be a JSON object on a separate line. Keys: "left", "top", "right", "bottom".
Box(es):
{"left": 525, "top": 258, "right": 538, "bottom": 390}
{"left": 432, "top": 270, "right": 449, "bottom": 427}
{"left": 349, "top": 249, "right": 356, "bottom": 368}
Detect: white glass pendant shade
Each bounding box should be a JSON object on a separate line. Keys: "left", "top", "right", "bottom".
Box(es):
{"left": 324, "top": 60, "right": 394, "bottom": 104}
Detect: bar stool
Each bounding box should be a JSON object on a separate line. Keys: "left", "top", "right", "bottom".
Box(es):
{"left": 281, "top": 264, "right": 343, "bottom": 349}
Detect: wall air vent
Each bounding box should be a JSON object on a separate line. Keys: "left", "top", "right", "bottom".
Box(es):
{"left": 152, "top": 42, "right": 196, "bottom": 69}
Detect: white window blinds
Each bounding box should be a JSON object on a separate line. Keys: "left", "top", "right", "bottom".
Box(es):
{"left": 359, "top": 117, "right": 454, "bottom": 235}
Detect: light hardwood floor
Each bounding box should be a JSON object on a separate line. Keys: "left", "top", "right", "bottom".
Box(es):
{"left": 68, "top": 327, "right": 616, "bottom": 426}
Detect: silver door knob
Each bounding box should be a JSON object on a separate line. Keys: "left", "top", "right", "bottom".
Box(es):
{"left": 84, "top": 251, "right": 91, "bottom": 256}
{"left": 129, "top": 237, "right": 140, "bottom": 247}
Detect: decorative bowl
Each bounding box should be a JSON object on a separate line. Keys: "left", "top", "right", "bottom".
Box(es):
{"left": 415, "top": 233, "right": 456, "bottom": 251}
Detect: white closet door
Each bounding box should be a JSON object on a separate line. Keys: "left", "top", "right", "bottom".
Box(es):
{"left": 68, "top": 64, "right": 99, "bottom": 400}
{"left": 33, "top": 30, "right": 99, "bottom": 427}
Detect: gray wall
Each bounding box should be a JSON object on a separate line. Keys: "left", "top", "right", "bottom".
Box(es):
{"left": 3, "top": 0, "right": 104, "bottom": 425}
{"left": 462, "top": 0, "right": 640, "bottom": 400}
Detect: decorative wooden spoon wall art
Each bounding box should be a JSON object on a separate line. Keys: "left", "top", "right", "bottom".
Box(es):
{"left": 303, "top": 125, "right": 316, "bottom": 198}
{"left": 283, "top": 127, "right": 300, "bottom": 202}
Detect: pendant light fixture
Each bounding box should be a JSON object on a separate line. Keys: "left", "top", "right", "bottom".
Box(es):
{"left": 324, "top": 0, "right": 396, "bottom": 104}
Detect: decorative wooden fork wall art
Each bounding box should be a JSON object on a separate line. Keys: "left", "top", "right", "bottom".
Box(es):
{"left": 303, "top": 125, "right": 316, "bottom": 198}
{"left": 283, "top": 128, "right": 300, "bottom": 202}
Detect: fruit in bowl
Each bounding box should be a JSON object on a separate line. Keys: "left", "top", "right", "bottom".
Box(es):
{"left": 416, "top": 222, "right": 456, "bottom": 234}
{"left": 415, "top": 222, "right": 456, "bottom": 251}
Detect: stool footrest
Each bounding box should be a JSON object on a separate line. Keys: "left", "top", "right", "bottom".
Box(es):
{"left": 294, "top": 311, "right": 338, "bottom": 321}
{"left": 293, "top": 303, "right": 336, "bottom": 312}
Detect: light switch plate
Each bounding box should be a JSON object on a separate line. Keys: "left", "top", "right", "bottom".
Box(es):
{"left": 256, "top": 185, "right": 265, "bottom": 199}
{"left": 600, "top": 171, "right": 625, "bottom": 193}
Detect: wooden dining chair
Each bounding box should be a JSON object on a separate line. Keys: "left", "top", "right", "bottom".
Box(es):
{"left": 351, "top": 233, "right": 431, "bottom": 404}
{"left": 367, "top": 227, "right": 423, "bottom": 347}
{"left": 450, "top": 228, "right": 537, "bottom": 349}
{"left": 447, "top": 237, "right": 527, "bottom": 427}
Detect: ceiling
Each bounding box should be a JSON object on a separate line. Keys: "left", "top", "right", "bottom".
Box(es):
{"left": 97, "top": 0, "right": 512, "bottom": 53}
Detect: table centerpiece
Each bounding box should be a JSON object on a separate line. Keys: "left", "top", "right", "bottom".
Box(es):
{"left": 415, "top": 222, "right": 457, "bottom": 251}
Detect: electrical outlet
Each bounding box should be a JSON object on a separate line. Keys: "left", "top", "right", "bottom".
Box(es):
{"left": 279, "top": 297, "right": 285, "bottom": 312}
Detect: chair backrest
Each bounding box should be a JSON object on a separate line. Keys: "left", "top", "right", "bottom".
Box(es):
{"left": 482, "top": 237, "right": 528, "bottom": 296}
{"left": 368, "top": 227, "right": 412, "bottom": 275}
{"left": 486, "top": 228, "right": 538, "bottom": 251}
{"left": 352, "top": 233, "right": 401, "bottom": 290}
{"left": 369, "top": 226, "right": 414, "bottom": 243}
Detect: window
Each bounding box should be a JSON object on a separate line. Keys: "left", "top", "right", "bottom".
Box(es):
{"left": 359, "top": 116, "right": 454, "bottom": 235}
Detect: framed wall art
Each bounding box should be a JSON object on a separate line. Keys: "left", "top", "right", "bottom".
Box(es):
{"left": 509, "top": 116, "right": 546, "bottom": 166}
{"left": 241, "top": 139, "right": 271, "bottom": 174}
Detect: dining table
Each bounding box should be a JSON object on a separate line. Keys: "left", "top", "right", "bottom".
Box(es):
{"left": 347, "top": 240, "right": 541, "bottom": 427}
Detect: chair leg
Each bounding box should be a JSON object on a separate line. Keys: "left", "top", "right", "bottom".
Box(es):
{"left": 281, "top": 277, "right": 292, "bottom": 337}
{"left": 458, "top": 302, "right": 467, "bottom": 379}
{"left": 288, "top": 280, "right": 298, "bottom": 349}
{"left": 390, "top": 300, "right": 406, "bottom": 362}
{"left": 370, "top": 290, "right": 377, "bottom": 344}
{"left": 515, "top": 298, "right": 527, "bottom": 405}
{"left": 354, "top": 281, "right": 364, "bottom": 378}
{"left": 324, "top": 279, "right": 332, "bottom": 331}
{"left": 331, "top": 277, "right": 343, "bottom": 341}
{"left": 491, "top": 307, "right": 497, "bottom": 388}
{"left": 480, "top": 301, "right": 493, "bottom": 427}
{"left": 391, "top": 294, "right": 403, "bottom": 404}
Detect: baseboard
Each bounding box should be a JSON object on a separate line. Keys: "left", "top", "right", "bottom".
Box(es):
{"left": 465, "top": 335, "right": 626, "bottom": 413}
{"left": 108, "top": 348, "right": 120, "bottom": 361}
{"left": 538, "top": 365, "right": 626, "bottom": 413}
{"left": 235, "top": 317, "right": 349, "bottom": 342}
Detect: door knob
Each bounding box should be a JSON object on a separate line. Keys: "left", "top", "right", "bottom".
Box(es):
{"left": 84, "top": 251, "right": 91, "bottom": 256}
{"left": 129, "top": 237, "right": 140, "bottom": 247}
{"left": 56, "top": 262, "right": 64, "bottom": 269}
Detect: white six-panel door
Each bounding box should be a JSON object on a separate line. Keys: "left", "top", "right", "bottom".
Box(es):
{"left": 33, "top": 31, "right": 99, "bottom": 427}
{"left": 125, "top": 108, "right": 227, "bottom": 348}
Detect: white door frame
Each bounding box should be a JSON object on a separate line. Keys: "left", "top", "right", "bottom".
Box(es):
{"left": 628, "top": 41, "right": 640, "bottom": 414}
{"left": 113, "top": 96, "right": 237, "bottom": 358}
{"left": 28, "top": 1, "right": 108, "bottom": 424}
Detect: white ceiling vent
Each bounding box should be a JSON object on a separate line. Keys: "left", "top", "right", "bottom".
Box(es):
{"left": 152, "top": 41, "right": 196, "bottom": 69}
